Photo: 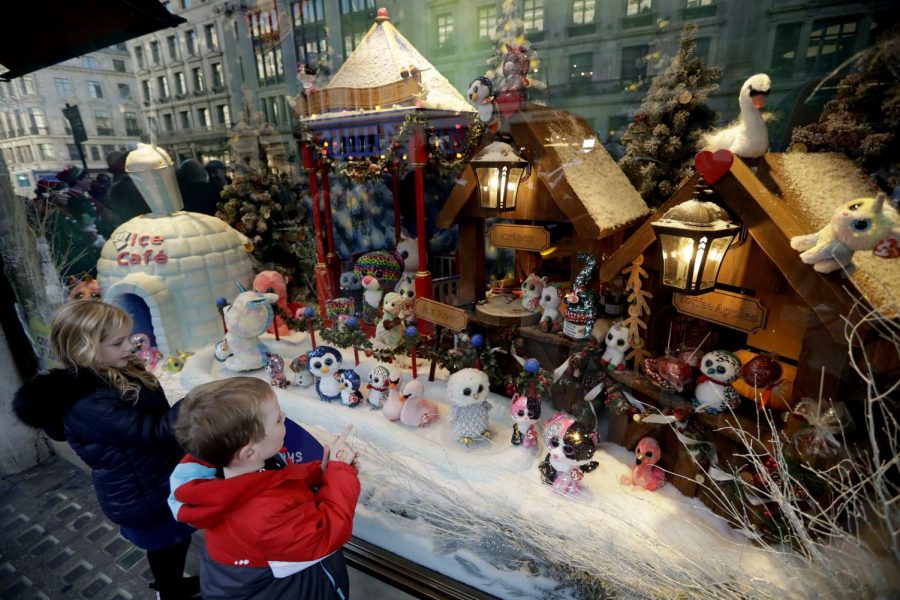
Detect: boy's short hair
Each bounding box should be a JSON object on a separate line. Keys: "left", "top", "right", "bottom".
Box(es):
{"left": 175, "top": 377, "right": 276, "bottom": 467}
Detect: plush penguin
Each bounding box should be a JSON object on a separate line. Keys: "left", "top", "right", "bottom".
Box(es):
{"left": 467, "top": 76, "right": 498, "bottom": 128}
{"left": 446, "top": 368, "right": 492, "bottom": 447}
{"left": 538, "top": 414, "right": 599, "bottom": 495}
{"left": 307, "top": 346, "right": 344, "bottom": 402}
{"left": 692, "top": 350, "right": 742, "bottom": 414}
{"left": 366, "top": 365, "right": 391, "bottom": 409}
{"left": 338, "top": 370, "right": 363, "bottom": 407}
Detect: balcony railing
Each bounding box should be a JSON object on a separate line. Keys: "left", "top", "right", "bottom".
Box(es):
{"left": 125, "top": 128, "right": 142, "bottom": 137}
{"left": 621, "top": 12, "right": 655, "bottom": 29}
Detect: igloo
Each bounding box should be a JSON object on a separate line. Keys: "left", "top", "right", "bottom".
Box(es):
{"left": 97, "top": 144, "right": 254, "bottom": 356}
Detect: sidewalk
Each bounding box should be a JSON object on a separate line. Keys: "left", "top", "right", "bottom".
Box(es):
{"left": 0, "top": 456, "right": 410, "bottom": 600}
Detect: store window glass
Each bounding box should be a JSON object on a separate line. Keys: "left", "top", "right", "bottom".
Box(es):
{"left": 806, "top": 16, "right": 860, "bottom": 75}
{"left": 621, "top": 44, "right": 648, "bottom": 83}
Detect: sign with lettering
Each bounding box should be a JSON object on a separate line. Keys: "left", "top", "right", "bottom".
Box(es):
{"left": 674, "top": 290, "right": 767, "bottom": 333}
{"left": 414, "top": 298, "right": 468, "bottom": 331}
{"left": 488, "top": 224, "right": 550, "bottom": 252}
{"left": 111, "top": 231, "right": 169, "bottom": 266}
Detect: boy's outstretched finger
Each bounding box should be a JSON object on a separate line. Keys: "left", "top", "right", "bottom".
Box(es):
{"left": 334, "top": 424, "right": 353, "bottom": 445}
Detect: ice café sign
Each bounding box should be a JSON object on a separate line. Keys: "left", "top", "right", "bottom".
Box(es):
{"left": 112, "top": 231, "right": 169, "bottom": 266}
{"left": 414, "top": 298, "right": 468, "bottom": 331}
{"left": 674, "top": 290, "right": 767, "bottom": 333}
{"left": 488, "top": 224, "right": 550, "bottom": 252}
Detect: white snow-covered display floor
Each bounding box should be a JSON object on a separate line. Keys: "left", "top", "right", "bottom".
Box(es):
{"left": 169, "top": 332, "right": 836, "bottom": 599}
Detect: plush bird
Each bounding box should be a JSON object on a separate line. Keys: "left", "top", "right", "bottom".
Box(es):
{"left": 446, "top": 368, "right": 492, "bottom": 446}
{"left": 338, "top": 370, "right": 363, "bottom": 407}
{"left": 400, "top": 380, "right": 440, "bottom": 427}
{"left": 366, "top": 365, "right": 391, "bottom": 409}
{"left": 620, "top": 437, "right": 667, "bottom": 491}
{"left": 382, "top": 369, "right": 404, "bottom": 421}
{"left": 701, "top": 73, "right": 771, "bottom": 159}
{"left": 307, "top": 345, "right": 344, "bottom": 402}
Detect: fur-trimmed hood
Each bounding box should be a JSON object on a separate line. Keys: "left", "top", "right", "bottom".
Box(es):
{"left": 13, "top": 369, "right": 108, "bottom": 441}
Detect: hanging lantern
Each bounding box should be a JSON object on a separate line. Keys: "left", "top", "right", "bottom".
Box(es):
{"left": 470, "top": 137, "right": 530, "bottom": 210}
{"left": 651, "top": 200, "right": 740, "bottom": 295}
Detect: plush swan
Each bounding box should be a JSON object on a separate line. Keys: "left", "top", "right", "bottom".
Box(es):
{"left": 701, "top": 73, "right": 771, "bottom": 159}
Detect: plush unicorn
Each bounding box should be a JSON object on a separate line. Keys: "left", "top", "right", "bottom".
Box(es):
{"left": 538, "top": 285, "right": 563, "bottom": 332}
{"left": 213, "top": 284, "right": 279, "bottom": 371}
{"left": 601, "top": 321, "right": 631, "bottom": 371}
{"left": 521, "top": 273, "right": 546, "bottom": 313}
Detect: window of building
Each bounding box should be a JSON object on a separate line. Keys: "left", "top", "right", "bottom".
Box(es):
{"left": 193, "top": 67, "right": 205, "bottom": 91}
{"left": 158, "top": 75, "right": 170, "bottom": 98}
{"left": 151, "top": 41, "right": 161, "bottom": 64}
{"left": 211, "top": 63, "right": 224, "bottom": 89}
{"left": 182, "top": 0, "right": 190, "bottom": 8}
{"left": 339, "top": 0, "right": 374, "bottom": 15}
{"left": 174, "top": 72, "right": 186, "bottom": 95}
{"left": 118, "top": 83, "right": 131, "bottom": 99}
{"left": 124, "top": 112, "right": 140, "bottom": 136}
{"left": 142, "top": 79, "right": 152, "bottom": 102}
{"left": 55, "top": 77, "right": 72, "bottom": 96}
{"left": 22, "top": 76, "right": 36, "bottom": 94}
{"left": 255, "top": 47, "right": 283, "bottom": 86}
{"left": 39, "top": 143, "right": 55, "bottom": 160}
{"left": 196, "top": 107, "right": 210, "bottom": 128}
{"left": 15, "top": 173, "right": 30, "bottom": 187}
{"left": 216, "top": 103, "right": 231, "bottom": 125}
{"left": 95, "top": 110, "right": 113, "bottom": 135}
{"left": 167, "top": 35, "right": 179, "bottom": 60}
{"left": 293, "top": 0, "right": 324, "bottom": 25}
{"left": 626, "top": 0, "right": 652, "bottom": 16}
{"left": 88, "top": 81, "right": 103, "bottom": 98}
{"left": 478, "top": 6, "right": 496, "bottom": 39}
{"left": 148, "top": 116, "right": 158, "bottom": 134}
{"left": 90, "top": 146, "right": 101, "bottom": 161}
{"left": 134, "top": 46, "right": 146, "bottom": 68}
{"left": 28, "top": 108, "right": 47, "bottom": 134}
{"left": 81, "top": 56, "right": 99, "bottom": 69}
{"left": 770, "top": 22, "right": 801, "bottom": 77}
{"left": 686, "top": 0, "right": 713, "bottom": 6}
{"left": 342, "top": 30, "right": 365, "bottom": 55}
{"left": 67, "top": 144, "right": 80, "bottom": 160}
{"left": 163, "top": 113, "right": 174, "bottom": 131}
{"left": 113, "top": 59, "right": 127, "bottom": 73}
{"left": 572, "top": 0, "right": 595, "bottom": 24}
{"left": 695, "top": 37, "right": 712, "bottom": 63}
{"left": 523, "top": 0, "right": 544, "bottom": 32}
{"left": 437, "top": 14, "right": 453, "bottom": 48}
{"left": 204, "top": 24, "right": 219, "bottom": 51}
{"left": 806, "top": 16, "right": 860, "bottom": 75}
{"left": 621, "top": 45, "right": 648, "bottom": 82}
{"left": 180, "top": 110, "right": 191, "bottom": 129}
{"left": 569, "top": 52, "right": 594, "bottom": 82}
{"left": 185, "top": 30, "right": 197, "bottom": 56}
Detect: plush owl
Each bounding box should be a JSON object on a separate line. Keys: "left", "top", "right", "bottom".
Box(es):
{"left": 693, "top": 350, "right": 742, "bottom": 414}
{"left": 446, "top": 368, "right": 492, "bottom": 446}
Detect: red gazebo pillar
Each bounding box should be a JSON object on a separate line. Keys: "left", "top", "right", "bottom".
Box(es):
{"left": 302, "top": 144, "right": 332, "bottom": 317}
{"left": 320, "top": 163, "right": 341, "bottom": 288}
{"left": 409, "top": 126, "right": 433, "bottom": 333}
{"left": 392, "top": 161, "right": 401, "bottom": 244}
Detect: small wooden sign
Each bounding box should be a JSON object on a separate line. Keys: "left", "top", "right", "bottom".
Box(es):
{"left": 414, "top": 298, "right": 468, "bottom": 331}
{"left": 673, "top": 289, "right": 767, "bottom": 333}
{"left": 488, "top": 224, "right": 550, "bottom": 252}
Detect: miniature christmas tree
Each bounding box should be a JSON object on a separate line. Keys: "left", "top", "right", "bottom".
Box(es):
{"left": 619, "top": 24, "right": 722, "bottom": 206}
{"left": 790, "top": 25, "right": 900, "bottom": 191}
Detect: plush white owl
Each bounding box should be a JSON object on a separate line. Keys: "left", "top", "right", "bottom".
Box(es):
{"left": 693, "top": 350, "right": 742, "bottom": 414}
{"left": 600, "top": 321, "right": 631, "bottom": 371}
{"left": 446, "top": 368, "right": 492, "bottom": 446}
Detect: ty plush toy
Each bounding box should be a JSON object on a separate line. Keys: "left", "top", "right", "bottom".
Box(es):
{"left": 399, "top": 380, "right": 440, "bottom": 427}
{"left": 620, "top": 437, "right": 667, "bottom": 491}
{"left": 790, "top": 193, "right": 900, "bottom": 273}
{"left": 366, "top": 365, "right": 391, "bottom": 409}
{"left": 601, "top": 321, "right": 631, "bottom": 371}
{"left": 290, "top": 355, "right": 315, "bottom": 388}
{"left": 214, "top": 285, "right": 279, "bottom": 371}
{"left": 539, "top": 414, "right": 599, "bottom": 495}
{"left": 381, "top": 369, "right": 404, "bottom": 421}
{"left": 306, "top": 346, "right": 344, "bottom": 402}
{"left": 521, "top": 273, "right": 546, "bottom": 313}
{"left": 447, "top": 368, "right": 492, "bottom": 447}
{"left": 510, "top": 393, "right": 541, "bottom": 448}
{"left": 67, "top": 275, "right": 101, "bottom": 302}
{"left": 338, "top": 370, "right": 363, "bottom": 407}
{"left": 131, "top": 333, "right": 163, "bottom": 370}
{"left": 253, "top": 271, "right": 299, "bottom": 335}
{"left": 467, "top": 76, "right": 498, "bottom": 129}
{"left": 374, "top": 292, "right": 408, "bottom": 350}
{"left": 538, "top": 285, "right": 563, "bottom": 332}
{"left": 693, "top": 350, "right": 742, "bottom": 414}
{"left": 265, "top": 352, "right": 290, "bottom": 389}
{"left": 339, "top": 271, "right": 364, "bottom": 316}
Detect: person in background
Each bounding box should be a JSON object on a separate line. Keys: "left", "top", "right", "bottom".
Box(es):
{"left": 13, "top": 301, "right": 200, "bottom": 599}
{"left": 107, "top": 151, "right": 151, "bottom": 223}
{"left": 205, "top": 159, "right": 229, "bottom": 195}
{"left": 176, "top": 159, "right": 220, "bottom": 215}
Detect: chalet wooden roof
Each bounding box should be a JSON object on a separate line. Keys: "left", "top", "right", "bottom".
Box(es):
{"left": 436, "top": 104, "right": 649, "bottom": 240}
{"left": 296, "top": 9, "right": 471, "bottom": 118}
{"left": 599, "top": 152, "right": 897, "bottom": 343}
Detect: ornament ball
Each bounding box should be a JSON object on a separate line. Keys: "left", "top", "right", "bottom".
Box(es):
{"left": 406, "top": 326, "right": 418, "bottom": 338}
{"left": 524, "top": 358, "right": 540, "bottom": 374}
{"left": 303, "top": 307, "right": 315, "bottom": 318}
{"left": 471, "top": 334, "right": 484, "bottom": 348}
{"left": 347, "top": 316, "right": 359, "bottom": 328}
{"left": 215, "top": 297, "right": 227, "bottom": 308}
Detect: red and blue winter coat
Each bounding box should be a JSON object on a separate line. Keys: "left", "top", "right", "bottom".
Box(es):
{"left": 169, "top": 454, "right": 360, "bottom": 598}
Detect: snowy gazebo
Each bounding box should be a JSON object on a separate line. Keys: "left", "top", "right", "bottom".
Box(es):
{"left": 291, "top": 7, "right": 474, "bottom": 319}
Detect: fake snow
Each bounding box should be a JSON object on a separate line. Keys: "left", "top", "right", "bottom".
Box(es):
{"left": 171, "top": 333, "right": 861, "bottom": 599}
{"left": 543, "top": 113, "right": 650, "bottom": 232}
{"left": 774, "top": 153, "right": 898, "bottom": 319}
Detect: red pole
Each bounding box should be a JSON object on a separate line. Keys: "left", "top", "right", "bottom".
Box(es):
{"left": 353, "top": 346, "right": 360, "bottom": 366}
{"left": 302, "top": 144, "right": 330, "bottom": 317}
{"left": 321, "top": 163, "right": 341, "bottom": 289}
{"left": 410, "top": 127, "right": 433, "bottom": 334}
{"left": 272, "top": 315, "right": 280, "bottom": 341}
{"left": 392, "top": 162, "right": 401, "bottom": 244}
{"left": 308, "top": 324, "right": 317, "bottom": 349}
{"left": 411, "top": 345, "right": 418, "bottom": 379}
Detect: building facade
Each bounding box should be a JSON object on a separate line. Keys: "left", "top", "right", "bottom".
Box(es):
{"left": 0, "top": 45, "right": 141, "bottom": 194}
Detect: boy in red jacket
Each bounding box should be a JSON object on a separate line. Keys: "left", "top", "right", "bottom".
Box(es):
{"left": 170, "top": 377, "right": 360, "bottom": 599}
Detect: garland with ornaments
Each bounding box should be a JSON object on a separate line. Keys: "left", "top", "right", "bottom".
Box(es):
{"left": 294, "top": 111, "right": 486, "bottom": 183}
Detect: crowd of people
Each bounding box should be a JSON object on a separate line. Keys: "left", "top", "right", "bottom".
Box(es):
{"left": 28, "top": 152, "right": 229, "bottom": 280}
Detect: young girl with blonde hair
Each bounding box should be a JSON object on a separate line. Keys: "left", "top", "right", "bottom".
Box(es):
{"left": 14, "top": 300, "right": 199, "bottom": 599}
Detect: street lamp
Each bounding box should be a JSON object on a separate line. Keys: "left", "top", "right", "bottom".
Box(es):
{"left": 470, "top": 135, "right": 530, "bottom": 210}
{"left": 651, "top": 200, "right": 740, "bottom": 295}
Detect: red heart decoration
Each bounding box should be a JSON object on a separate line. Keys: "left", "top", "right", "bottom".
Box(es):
{"left": 873, "top": 238, "right": 900, "bottom": 258}
{"left": 694, "top": 149, "right": 734, "bottom": 184}
{"left": 495, "top": 90, "right": 521, "bottom": 119}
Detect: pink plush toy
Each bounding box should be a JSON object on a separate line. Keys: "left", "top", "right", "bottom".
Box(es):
{"left": 510, "top": 393, "right": 540, "bottom": 448}
{"left": 253, "top": 271, "right": 300, "bottom": 335}
{"left": 265, "top": 352, "right": 290, "bottom": 389}
{"left": 620, "top": 437, "right": 667, "bottom": 491}
{"left": 399, "top": 380, "right": 440, "bottom": 427}
{"left": 131, "top": 333, "right": 163, "bottom": 370}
